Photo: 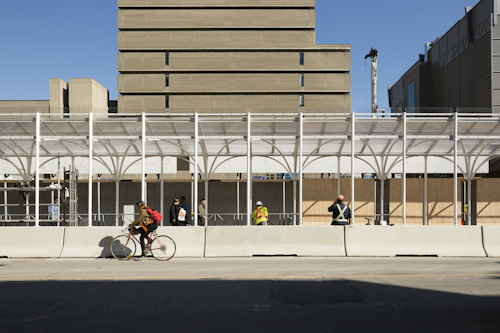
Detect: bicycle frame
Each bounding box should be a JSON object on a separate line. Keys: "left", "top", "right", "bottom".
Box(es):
{"left": 123, "top": 227, "right": 160, "bottom": 253}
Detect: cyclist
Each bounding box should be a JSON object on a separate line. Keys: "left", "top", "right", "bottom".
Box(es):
{"left": 128, "top": 201, "right": 157, "bottom": 258}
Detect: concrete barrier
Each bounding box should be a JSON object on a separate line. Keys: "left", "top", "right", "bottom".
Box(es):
{"left": 482, "top": 226, "right": 500, "bottom": 257}
{"left": 345, "top": 226, "right": 486, "bottom": 257}
{"left": 60, "top": 226, "right": 205, "bottom": 258}
{"left": 204, "top": 226, "right": 346, "bottom": 257}
{"left": 0, "top": 227, "right": 64, "bottom": 258}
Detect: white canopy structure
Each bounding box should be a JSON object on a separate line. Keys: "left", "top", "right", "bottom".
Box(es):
{"left": 0, "top": 112, "right": 499, "bottom": 227}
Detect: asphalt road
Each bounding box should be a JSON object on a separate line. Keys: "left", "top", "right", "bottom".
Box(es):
{"left": 0, "top": 257, "right": 499, "bottom": 333}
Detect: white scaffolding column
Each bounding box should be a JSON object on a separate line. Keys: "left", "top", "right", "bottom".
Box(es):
{"left": 88, "top": 112, "right": 93, "bottom": 227}
{"left": 402, "top": 111, "right": 407, "bottom": 225}
{"left": 35, "top": 113, "right": 40, "bottom": 227}
{"left": 351, "top": 111, "right": 355, "bottom": 225}
{"left": 337, "top": 156, "right": 341, "bottom": 195}
{"left": 194, "top": 113, "right": 199, "bottom": 227}
{"left": 160, "top": 156, "right": 164, "bottom": 225}
{"left": 454, "top": 112, "right": 458, "bottom": 226}
{"left": 424, "top": 156, "right": 428, "bottom": 226}
{"left": 298, "top": 113, "right": 303, "bottom": 226}
{"left": 141, "top": 113, "right": 146, "bottom": 203}
{"left": 247, "top": 112, "right": 252, "bottom": 226}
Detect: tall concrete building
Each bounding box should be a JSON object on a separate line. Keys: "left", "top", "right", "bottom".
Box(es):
{"left": 388, "top": 0, "right": 500, "bottom": 112}
{"left": 117, "top": 0, "right": 351, "bottom": 113}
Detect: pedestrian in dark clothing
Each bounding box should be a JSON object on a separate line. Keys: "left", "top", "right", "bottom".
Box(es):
{"left": 170, "top": 198, "right": 181, "bottom": 226}
{"left": 328, "top": 194, "right": 352, "bottom": 225}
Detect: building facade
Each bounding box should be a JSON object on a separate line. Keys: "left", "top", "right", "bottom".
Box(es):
{"left": 388, "top": 0, "right": 500, "bottom": 112}
{"left": 117, "top": 0, "right": 351, "bottom": 113}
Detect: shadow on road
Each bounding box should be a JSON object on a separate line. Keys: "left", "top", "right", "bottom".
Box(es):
{"left": 0, "top": 278, "right": 498, "bottom": 333}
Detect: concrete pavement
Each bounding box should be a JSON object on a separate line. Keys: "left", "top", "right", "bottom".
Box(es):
{"left": 0, "top": 257, "right": 499, "bottom": 332}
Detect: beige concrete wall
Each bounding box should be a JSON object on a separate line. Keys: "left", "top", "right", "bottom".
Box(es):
{"left": 68, "top": 79, "right": 109, "bottom": 115}
{"left": 118, "top": 0, "right": 315, "bottom": 8}
{"left": 0, "top": 100, "right": 49, "bottom": 114}
{"left": 118, "top": 94, "right": 350, "bottom": 112}
{"left": 118, "top": 51, "right": 351, "bottom": 72}
{"left": 118, "top": 73, "right": 350, "bottom": 93}
{"left": 118, "top": 31, "right": 317, "bottom": 50}
{"left": 118, "top": 9, "right": 315, "bottom": 29}
{"left": 49, "top": 78, "right": 67, "bottom": 117}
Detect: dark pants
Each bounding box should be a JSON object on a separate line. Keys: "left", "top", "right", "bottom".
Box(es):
{"left": 331, "top": 221, "right": 349, "bottom": 226}
{"left": 135, "top": 223, "right": 158, "bottom": 254}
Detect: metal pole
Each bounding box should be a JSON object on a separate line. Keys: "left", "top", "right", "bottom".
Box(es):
{"left": 381, "top": 179, "right": 385, "bottom": 223}
{"left": 115, "top": 180, "right": 120, "bottom": 226}
{"left": 299, "top": 113, "right": 303, "bottom": 226}
{"left": 373, "top": 179, "right": 377, "bottom": 223}
{"left": 293, "top": 180, "right": 297, "bottom": 226}
{"left": 351, "top": 111, "right": 355, "bottom": 225}
{"left": 282, "top": 180, "right": 286, "bottom": 225}
{"left": 57, "top": 154, "right": 60, "bottom": 227}
{"left": 160, "top": 156, "right": 164, "bottom": 226}
{"left": 35, "top": 113, "right": 40, "bottom": 227}
{"left": 247, "top": 112, "right": 252, "bottom": 226}
{"left": 467, "top": 179, "right": 472, "bottom": 226}
{"left": 402, "top": 111, "right": 407, "bottom": 225}
{"left": 194, "top": 113, "right": 199, "bottom": 227}
{"left": 454, "top": 111, "right": 458, "bottom": 226}
{"left": 237, "top": 174, "right": 240, "bottom": 224}
{"left": 205, "top": 180, "right": 209, "bottom": 226}
{"left": 88, "top": 112, "right": 93, "bottom": 226}
{"left": 337, "top": 156, "right": 341, "bottom": 195}
{"left": 141, "top": 112, "right": 146, "bottom": 203}
{"left": 424, "top": 156, "right": 428, "bottom": 226}
{"left": 97, "top": 178, "right": 101, "bottom": 225}
{"left": 4, "top": 182, "right": 7, "bottom": 222}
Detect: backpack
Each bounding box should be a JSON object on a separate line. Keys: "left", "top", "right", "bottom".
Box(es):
{"left": 178, "top": 208, "right": 186, "bottom": 222}
{"left": 146, "top": 207, "right": 162, "bottom": 224}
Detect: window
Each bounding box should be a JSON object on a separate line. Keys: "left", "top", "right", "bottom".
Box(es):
{"left": 165, "top": 52, "right": 169, "bottom": 66}
{"left": 300, "top": 52, "right": 304, "bottom": 66}
{"left": 165, "top": 95, "right": 169, "bottom": 109}
{"left": 300, "top": 74, "right": 304, "bottom": 87}
{"left": 165, "top": 74, "right": 169, "bottom": 87}
{"left": 300, "top": 95, "right": 304, "bottom": 107}
{"left": 407, "top": 81, "right": 415, "bottom": 113}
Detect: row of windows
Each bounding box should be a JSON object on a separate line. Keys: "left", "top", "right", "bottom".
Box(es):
{"left": 165, "top": 73, "right": 305, "bottom": 87}
{"left": 163, "top": 95, "right": 305, "bottom": 108}
{"left": 165, "top": 52, "right": 306, "bottom": 66}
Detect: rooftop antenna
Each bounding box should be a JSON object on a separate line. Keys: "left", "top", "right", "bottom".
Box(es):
{"left": 365, "top": 48, "right": 379, "bottom": 114}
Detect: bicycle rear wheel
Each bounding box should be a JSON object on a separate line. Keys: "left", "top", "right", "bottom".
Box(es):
{"left": 110, "top": 235, "right": 136, "bottom": 260}
{"left": 150, "top": 235, "right": 176, "bottom": 261}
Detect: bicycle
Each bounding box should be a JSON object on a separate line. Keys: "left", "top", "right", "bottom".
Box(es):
{"left": 110, "top": 226, "right": 176, "bottom": 261}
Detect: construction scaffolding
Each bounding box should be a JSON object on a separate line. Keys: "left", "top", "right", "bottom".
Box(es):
{"left": 0, "top": 111, "right": 499, "bottom": 227}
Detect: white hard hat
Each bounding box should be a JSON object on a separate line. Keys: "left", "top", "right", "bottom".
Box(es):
{"left": 256, "top": 201, "right": 263, "bottom": 206}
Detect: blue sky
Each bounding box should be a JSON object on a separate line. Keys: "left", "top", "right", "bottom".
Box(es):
{"left": 0, "top": 0, "right": 481, "bottom": 110}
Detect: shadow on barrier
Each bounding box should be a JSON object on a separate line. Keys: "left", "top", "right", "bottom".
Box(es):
{"left": 98, "top": 236, "right": 113, "bottom": 258}
{"left": 0, "top": 279, "right": 498, "bottom": 332}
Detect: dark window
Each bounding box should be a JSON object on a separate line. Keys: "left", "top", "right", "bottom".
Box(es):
{"left": 300, "top": 95, "right": 304, "bottom": 107}
{"left": 165, "top": 74, "right": 169, "bottom": 87}
{"left": 300, "top": 74, "right": 304, "bottom": 87}
{"left": 165, "top": 52, "right": 169, "bottom": 66}
{"left": 407, "top": 81, "right": 415, "bottom": 113}
{"left": 300, "top": 52, "right": 304, "bottom": 65}
{"left": 165, "top": 95, "right": 169, "bottom": 109}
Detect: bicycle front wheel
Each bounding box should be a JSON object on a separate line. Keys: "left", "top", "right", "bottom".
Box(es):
{"left": 150, "top": 235, "right": 176, "bottom": 261}
{"left": 110, "top": 235, "right": 136, "bottom": 260}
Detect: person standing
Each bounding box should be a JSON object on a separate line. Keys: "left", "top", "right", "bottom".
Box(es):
{"left": 328, "top": 194, "right": 352, "bottom": 225}
{"left": 198, "top": 199, "right": 206, "bottom": 226}
{"left": 180, "top": 196, "right": 188, "bottom": 212}
{"left": 169, "top": 198, "right": 180, "bottom": 226}
{"left": 252, "top": 201, "right": 268, "bottom": 226}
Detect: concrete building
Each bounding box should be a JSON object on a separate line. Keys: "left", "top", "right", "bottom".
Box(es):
{"left": 0, "top": 78, "right": 114, "bottom": 116}
{"left": 388, "top": 0, "right": 500, "bottom": 112}
{"left": 117, "top": 0, "right": 351, "bottom": 113}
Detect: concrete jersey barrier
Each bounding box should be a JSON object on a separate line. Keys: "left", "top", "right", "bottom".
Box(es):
{"left": 0, "top": 227, "right": 64, "bottom": 258}
{"left": 204, "top": 226, "right": 346, "bottom": 257}
{"left": 345, "top": 226, "right": 486, "bottom": 257}
{"left": 482, "top": 226, "right": 500, "bottom": 257}
{"left": 59, "top": 226, "right": 205, "bottom": 258}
